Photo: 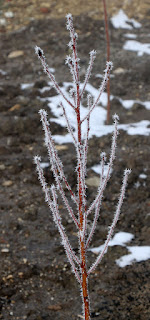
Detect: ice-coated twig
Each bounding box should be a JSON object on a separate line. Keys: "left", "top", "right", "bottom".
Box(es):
{"left": 81, "top": 61, "right": 113, "bottom": 124}
{"left": 87, "top": 114, "right": 118, "bottom": 217}
{"left": 39, "top": 109, "right": 78, "bottom": 208}
{"left": 80, "top": 50, "right": 96, "bottom": 99}
{"left": 100, "top": 152, "right": 106, "bottom": 186}
{"left": 34, "top": 155, "right": 52, "bottom": 205}
{"left": 88, "top": 168, "right": 131, "bottom": 275}
{"left": 35, "top": 46, "right": 75, "bottom": 110}
{"left": 34, "top": 156, "right": 81, "bottom": 282}
{"left": 66, "top": 13, "right": 80, "bottom": 86}
{"left": 80, "top": 97, "right": 91, "bottom": 242}
{"left": 60, "top": 102, "right": 77, "bottom": 146}
{"left": 65, "top": 55, "right": 77, "bottom": 85}
{"left": 82, "top": 94, "right": 91, "bottom": 180}
{"left": 39, "top": 110, "right": 79, "bottom": 228}
{"left": 86, "top": 152, "right": 106, "bottom": 249}
{"left": 51, "top": 186, "right": 81, "bottom": 270}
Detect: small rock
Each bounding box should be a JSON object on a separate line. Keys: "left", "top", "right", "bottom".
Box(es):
{"left": 55, "top": 145, "right": 68, "bottom": 151}
{"left": 0, "top": 18, "right": 6, "bottom": 26}
{"left": 58, "top": 8, "right": 63, "bottom": 13}
{"left": 8, "top": 50, "right": 24, "bottom": 59}
{"left": 6, "top": 274, "right": 13, "bottom": 280}
{"left": 86, "top": 176, "right": 100, "bottom": 187}
{"left": 4, "top": 11, "right": 14, "bottom": 18}
{"left": 0, "top": 164, "right": 5, "bottom": 170}
{"left": 2, "top": 180, "right": 13, "bottom": 187}
{"left": 48, "top": 304, "right": 62, "bottom": 311}
{"left": 40, "top": 7, "right": 50, "bottom": 14}
{"left": 23, "top": 258, "right": 28, "bottom": 264}
{"left": 9, "top": 104, "right": 21, "bottom": 112}
{"left": 1, "top": 248, "right": 9, "bottom": 253}
{"left": 113, "top": 67, "right": 126, "bottom": 75}
{"left": 18, "top": 272, "right": 24, "bottom": 278}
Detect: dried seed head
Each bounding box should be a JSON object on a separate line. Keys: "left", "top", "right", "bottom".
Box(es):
{"left": 90, "top": 50, "right": 97, "bottom": 59}
{"left": 35, "top": 46, "right": 44, "bottom": 58}
{"left": 34, "top": 155, "right": 41, "bottom": 163}
{"left": 124, "top": 168, "right": 132, "bottom": 176}
{"left": 113, "top": 113, "right": 119, "bottom": 122}
{"left": 106, "top": 61, "right": 113, "bottom": 70}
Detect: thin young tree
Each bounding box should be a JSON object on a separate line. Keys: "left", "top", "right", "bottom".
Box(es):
{"left": 34, "top": 14, "right": 131, "bottom": 320}
{"left": 103, "top": 0, "right": 111, "bottom": 124}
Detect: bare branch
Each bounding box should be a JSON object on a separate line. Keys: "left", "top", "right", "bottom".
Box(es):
{"left": 51, "top": 186, "right": 81, "bottom": 268}
{"left": 60, "top": 102, "right": 77, "bottom": 146}
{"left": 81, "top": 61, "right": 113, "bottom": 124}
{"left": 80, "top": 50, "right": 96, "bottom": 99}
{"left": 39, "top": 109, "right": 78, "bottom": 207}
{"left": 39, "top": 110, "right": 79, "bottom": 228}
{"left": 34, "top": 157, "right": 81, "bottom": 283}
{"left": 66, "top": 14, "right": 80, "bottom": 86}
{"left": 86, "top": 152, "right": 106, "bottom": 249}
{"left": 82, "top": 94, "right": 91, "bottom": 180}
{"left": 87, "top": 115, "right": 118, "bottom": 217}
{"left": 35, "top": 46, "right": 75, "bottom": 110}
{"left": 88, "top": 168, "right": 131, "bottom": 275}
{"left": 65, "top": 55, "right": 77, "bottom": 85}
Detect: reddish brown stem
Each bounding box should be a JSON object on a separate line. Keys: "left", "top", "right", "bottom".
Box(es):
{"left": 103, "top": 0, "right": 111, "bottom": 124}
{"left": 76, "top": 89, "right": 90, "bottom": 319}
{"left": 77, "top": 110, "right": 90, "bottom": 320}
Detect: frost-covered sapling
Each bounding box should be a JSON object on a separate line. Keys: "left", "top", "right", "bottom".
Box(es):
{"left": 34, "top": 14, "right": 131, "bottom": 320}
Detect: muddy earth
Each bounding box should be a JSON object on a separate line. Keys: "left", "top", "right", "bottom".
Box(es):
{"left": 0, "top": 1, "right": 150, "bottom": 320}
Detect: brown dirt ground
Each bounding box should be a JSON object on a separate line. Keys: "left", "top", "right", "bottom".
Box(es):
{"left": 0, "top": 1, "right": 150, "bottom": 320}
{"left": 0, "top": 0, "right": 150, "bottom": 33}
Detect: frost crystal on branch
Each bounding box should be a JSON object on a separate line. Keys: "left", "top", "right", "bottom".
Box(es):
{"left": 34, "top": 14, "right": 131, "bottom": 320}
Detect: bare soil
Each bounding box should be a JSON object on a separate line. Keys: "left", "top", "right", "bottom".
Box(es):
{"left": 0, "top": 1, "right": 150, "bottom": 320}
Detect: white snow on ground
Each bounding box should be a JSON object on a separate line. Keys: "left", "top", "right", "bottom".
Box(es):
{"left": 0, "top": 69, "right": 7, "bottom": 75}
{"left": 139, "top": 173, "right": 147, "bottom": 179}
{"left": 118, "top": 98, "right": 150, "bottom": 110}
{"left": 40, "top": 162, "right": 50, "bottom": 169}
{"left": 36, "top": 81, "right": 150, "bottom": 144}
{"left": 39, "top": 86, "right": 52, "bottom": 93}
{"left": 111, "top": 10, "right": 150, "bottom": 57}
{"left": 89, "top": 232, "right": 150, "bottom": 267}
{"left": 116, "top": 246, "right": 150, "bottom": 267}
{"left": 124, "top": 33, "right": 137, "bottom": 39}
{"left": 21, "top": 83, "right": 34, "bottom": 90}
{"left": 92, "top": 164, "right": 112, "bottom": 177}
{"left": 95, "top": 73, "right": 115, "bottom": 79}
{"left": 89, "top": 232, "right": 134, "bottom": 254}
{"left": 123, "top": 40, "right": 150, "bottom": 56}
{"left": 111, "top": 9, "right": 141, "bottom": 30}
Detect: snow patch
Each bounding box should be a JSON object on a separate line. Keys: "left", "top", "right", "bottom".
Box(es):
{"left": 36, "top": 80, "right": 150, "bottom": 143}
{"left": 111, "top": 10, "right": 141, "bottom": 30}
{"left": 0, "top": 69, "right": 7, "bottom": 75}
{"left": 92, "top": 164, "right": 113, "bottom": 177}
{"left": 124, "top": 33, "right": 137, "bottom": 39}
{"left": 21, "top": 83, "right": 34, "bottom": 90}
{"left": 139, "top": 173, "right": 147, "bottom": 179}
{"left": 89, "top": 232, "right": 134, "bottom": 254}
{"left": 90, "top": 232, "right": 150, "bottom": 268}
{"left": 123, "top": 40, "right": 150, "bottom": 56}
{"left": 116, "top": 246, "right": 150, "bottom": 267}
{"left": 40, "top": 162, "right": 50, "bottom": 169}
{"left": 119, "top": 98, "right": 150, "bottom": 110}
